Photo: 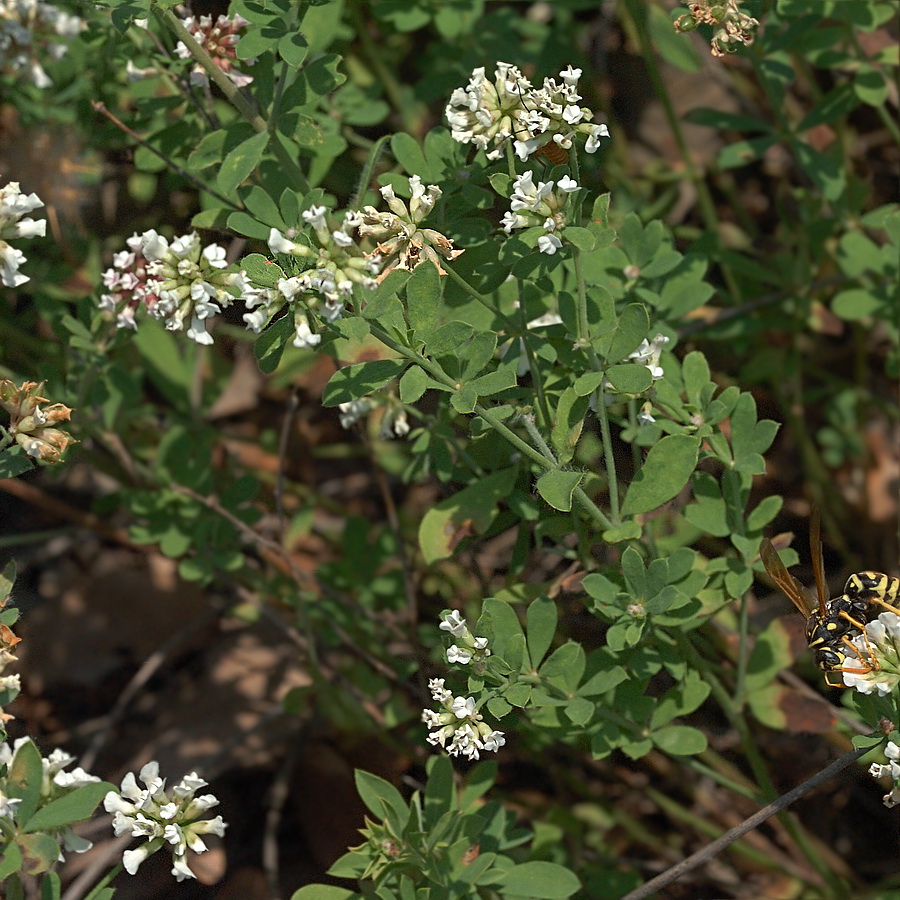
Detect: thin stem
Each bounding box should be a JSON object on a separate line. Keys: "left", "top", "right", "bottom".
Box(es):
{"left": 159, "top": 8, "right": 309, "bottom": 194}
{"left": 594, "top": 385, "right": 621, "bottom": 524}
{"left": 442, "top": 261, "right": 521, "bottom": 334}
{"left": 619, "top": 745, "right": 869, "bottom": 900}
{"left": 620, "top": 0, "right": 741, "bottom": 303}
{"left": 90, "top": 101, "right": 240, "bottom": 211}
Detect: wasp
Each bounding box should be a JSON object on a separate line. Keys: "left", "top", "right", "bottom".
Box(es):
{"left": 759, "top": 509, "right": 896, "bottom": 687}
{"left": 842, "top": 570, "right": 900, "bottom": 609}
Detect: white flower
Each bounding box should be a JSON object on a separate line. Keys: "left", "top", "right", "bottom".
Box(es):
{"left": 537, "top": 234, "right": 562, "bottom": 255}
{"left": 628, "top": 334, "right": 670, "bottom": 379}
{"left": 446, "top": 645, "right": 473, "bottom": 665}
{"left": 338, "top": 398, "right": 374, "bottom": 429}
{"left": 106, "top": 762, "right": 225, "bottom": 882}
{"left": 293, "top": 315, "right": 321, "bottom": 349}
{"left": 439, "top": 610, "right": 469, "bottom": 638}
{"left": 842, "top": 612, "right": 900, "bottom": 695}
{"left": 0, "top": 182, "right": 47, "bottom": 287}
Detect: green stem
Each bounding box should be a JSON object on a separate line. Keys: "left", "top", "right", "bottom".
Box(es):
{"left": 369, "top": 323, "right": 614, "bottom": 530}
{"left": 620, "top": 0, "right": 740, "bottom": 303}
{"left": 515, "top": 295, "right": 552, "bottom": 430}
{"left": 159, "top": 8, "right": 309, "bottom": 194}
{"left": 595, "top": 384, "right": 621, "bottom": 524}
{"left": 442, "top": 261, "right": 521, "bottom": 334}
{"left": 675, "top": 631, "right": 845, "bottom": 896}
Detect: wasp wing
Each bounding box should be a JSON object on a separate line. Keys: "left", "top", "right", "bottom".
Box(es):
{"left": 759, "top": 538, "right": 816, "bottom": 617}
{"left": 809, "top": 507, "right": 828, "bottom": 616}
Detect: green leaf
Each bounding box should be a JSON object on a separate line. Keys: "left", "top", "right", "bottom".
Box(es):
{"left": 322, "top": 359, "right": 409, "bottom": 406}
{"left": 426, "top": 321, "right": 474, "bottom": 356}
{"left": 399, "top": 366, "right": 428, "bottom": 403}
{"left": 651, "top": 4, "right": 702, "bottom": 72}
{"left": 717, "top": 135, "right": 778, "bottom": 170}
{"left": 745, "top": 618, "right": 794, "bottom": 692}
{"left": 563, "top": 226, "right": 595, "bottom": 252}
{"left": 0, "top": 842, "right": 22, "bottom": 881}
{"left": 565, "top": 697, "right": 595, "bottom": 726}
{"left": 790, "top": 139, "right": 845, "bottom": 202}
{"left": 278, "top": 32, "right": 309, "bottom": 68}
{"left": 605, "top": 363, "right": 653, "bottom": 395}
{"left": 832, "top": 288, "right": 887, "bottom": 319}
{"left": 551, "top": 388, "right": 589, "bottom": 465}
{"left": 495, "top": 861, "right": 581, "bottom": 898}
{"left": 536, "top": 470, "right": 584, "bottom": 512}
{"left": 526, "top": 597, "right": 557, "bottom": 668}
{"left": 606, "top": 303, "right": 649, "bottom": 363}
{"left": 242, "top": 252, "right": 284, "bottom": 288}
{"left": 684, "top": 472, "right": 729, "bottom": 536}
{"left": 217, "top": 131, "right": 269, "bottom": 195}
{"left": 0, "top": 559, "right": 15, "bottom": 606}
{"left": 290, "top": 887, "right": 360, "bottom": 900}
{"left": 423, "top": 754, "right": 454, "bottom": 829}
{"left": 305, "top": 53, "right": 346, "bottom": 94}
{"left": 0, "top": 448, "right": 32, "bottom": 479}
{"left": 621, "top": 435, "right": 700, "bottom": 516}
{"left": 391, "top": 133, "right": 429, "bottom": 180}
{"left": 17, "top": 833, "right": 60, "bottom": 876}
{"left": 652, "top": 725, "right": 707, "bottom": 756}
{"left": 479, "top": 597, "right": 527, "bottom": 665}
{"left": 405, "top": 259, "right": 441, "bottom": 339}
{"left": 602, "top": 521, "right": 642, "bottom": 543}
{"left": 469, "top": 363, "right": 517, "bottom": 398}
{"left": 24, "top": 782, "right": 114, "bottom": 833}
{"left": 419, "top": 468, "right": 519, "bottom": 563}
{"left": 450, "top": 385, "right": 477, "bottom": 414}
{"left": 854, "top": 63, "right": 888, "bottom": 106}
{"left": 460, "top": 332, "right": 497, "bottom": 381}
{"left": 540, "top": 642, "right": 585, "bottom": 692}
{"left": 254, "top": 315, "right": 295, "bottom": 375}
{"left": 6, "top": 739, "right": 43, "bottom": 824}
{"left": 354, "top": 770, "right": 408, "bottom": 826}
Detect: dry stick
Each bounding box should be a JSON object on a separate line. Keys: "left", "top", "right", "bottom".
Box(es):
{"left": 91, "top": 101, "right": 239, "bottom": 211}
{"left": 275, "top": 385, "right": 301, "bottom": 539}
{"left": 363, "top": 429, "right": 419, "bottom": 633}
{"left": 263, "top": 732, "right": 303, "bottom": 900}
{"left": 0, "top": 478, "right": 134, "bottom": 548}
{"left": 618, "top": 745, "right": 870, "bottom": 900}
{"left": 79, "top": 606, "right": 220, "bottom": 773}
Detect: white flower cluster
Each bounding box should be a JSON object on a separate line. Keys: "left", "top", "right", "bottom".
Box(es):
{"left": 99, "top": 233, "right": 158, "bottom": 330}
{"left": 0, "top": 0, "right": 83, "bottom": 88}
{"left": 421, "top": 678, "right": 505, "bottom": 761}
{"left": 0, "top": 378, "right": 75, "bottom": 462}
{"left": 439, "top": 610, "right": 492, "bottom": 667}
{"left": 628, "top": 334, "right": 670, "bottom": 381}
{"left": 869, "top": 741, "right": 900, "bottom": 808}
{"left": 500, "top": 171, "right": 580, "bottom": 255}
{"left": 135, "top": 229, "right": 243, "bottom": 345}
{"left": 674, "top": 0, "right": 760, "bottom": 57}
{"left": 268, "top": 205, "right": 381, "bottom": 348}
{"left": 175, "top": 13, "right": 255, "bottom": 87}
{"left": 0, "top": 181, "right": 46, "bottom": 287}
{"left": 338, "top": 397, "right": 410, "bottom": 439}
{"left": 842, "top": 611, "right": 900, "bottom": 696}
{"left": 358, "top": 175, "right": 463, "bottom": 273}
{"left": 446, "top": 62, "right": 609, "bottom": 162}
{"left": 104, "top": 761, "right": 227, "bottom": 882}
{"left": 0, "top": 739, "right": 99, "bottom": 856}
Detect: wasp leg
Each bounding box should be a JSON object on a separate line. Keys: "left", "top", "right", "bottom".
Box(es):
{"left": 866, "top": 597, "right": 900, "bottom": 614}
{"left": 836, "top": 612, "right": 881, "bottom": 669}
{"left": 839, "top": 634, "right": 880, "bottom": 671}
